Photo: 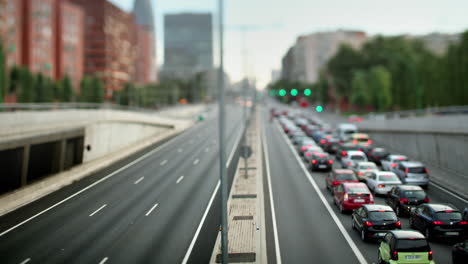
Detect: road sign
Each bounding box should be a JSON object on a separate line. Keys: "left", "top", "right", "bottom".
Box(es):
{"left": 240, "top": 145, "right": 252, "bottom": 158}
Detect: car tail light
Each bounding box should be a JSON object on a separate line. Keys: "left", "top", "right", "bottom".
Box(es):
{"left": 378, "top": 184, "right": 385, "bottom": 188}
{"left": 306, "top": 152, "right": 311, "bottom": 156}
{"left": 320, "top": 139, "right": 326, "bottom": 144}
{"left": 328, "top": 160, "right": 333, "bottom": 164}
{"left": 391, "top": 163, "right": 397, "bottom": 168}
{"left": 365, "top": 221, "right": 373, "bottom": 227}
{"left": 328, "top": 142, "right": 332, "bottom": 146}
{"left": 392, "top": 251, "right": 398, "bottom": 261}
{"left": 344, "top": 193, "right": 349, "bottom": 201}
{"left": 357, "top": 149, "right": 362, "bottom": 152}
{"left": 405, "top": 168, "right": 409, "bottom": 175}
{"left": 423, "top": 198, "right": 430, "bottom": 203}
{"left": 459, "top": 221, "right": 468, "bottom": 225}
{"left": 368, "top": 139, "right": 373, "bottom": 144}
{"left": 428, "top": 251, "right": 433, "bottom": 260}
{"left": 399, "top": 198, "right": 408, "bottom": 204}
{"left": 370, "top": 194, "right": 374, "bottom": 202}
{"left": 312, "top": 160, "right": 317, "bottom": 164}
{"left": 352, "top": 140, "right": 358, "bottom": 144}
{"left": 347, "top": 162, "right": 352, "bottom": 166}
{"left": 433, "top": 221, "right": 445, "bottom": 225}
{"left": 358, "top": 172, "right": 363, "bottom": 176}
{"left": 301, "top": 146, "right": 306, "bottom": 151}
{"left": 333, "top": 180, "right": 339, "bottom": 186}
{"left": 341, "top": 151, "right": 347, "bottom": 156}
{"left": 395, "top": 221, "right": 401, "bottom": 227}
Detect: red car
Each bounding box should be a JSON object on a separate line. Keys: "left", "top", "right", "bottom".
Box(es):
{"left": 326, "top": 169, "right": 359, "bottom": 193}
{"left": 334, "top": 182, "right": 374, "bottom": 213}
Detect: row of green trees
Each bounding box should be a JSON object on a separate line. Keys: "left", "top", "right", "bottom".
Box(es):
{"left": 327, "top": 30, "right": 468, "bottom": 111}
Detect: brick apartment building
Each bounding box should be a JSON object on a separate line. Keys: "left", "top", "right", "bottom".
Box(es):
{"left": 0, "top": 0, "right": 23, "bottom": 68}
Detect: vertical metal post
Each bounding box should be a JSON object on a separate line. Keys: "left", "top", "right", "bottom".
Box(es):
{"left": 217, "top": 0, "right": 228, "bottom": 262}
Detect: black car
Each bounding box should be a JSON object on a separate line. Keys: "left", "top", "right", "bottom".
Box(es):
{"left": 367, "top": 147, "right": 390, "bottom": 165}
{"left": 324, "top": 137, "right": 340, "bottom": 154}
{"left": 386, "top": 185, "right": 429, "bottom": 216}
{"left": 452, "top": 240, "right": 468, "bottom": 264}
{"left": 310, "top": 152, "right": 333, "bottom": 171}
{"left": 410, "top": 204, "right": 468, "bottom": 241}
{"left": 352, "top": 204, "right": 401, "bottom": 242}
{"left": 335, "top": 142, "right": 364, "bottom": 161}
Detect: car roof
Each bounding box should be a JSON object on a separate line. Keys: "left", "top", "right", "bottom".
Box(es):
{"left": 389, "top": 154, "right": 408, "bottom": 159}
{"left": 425, "top": 204, "right": 458, "bottom": 212}
{"left": 400, "top": 161, "right": 425, "bottom": 167}
{"left": 363, "top": 204, "right": 393, "bottom": 211}
{"left": 351, "top": 133, "right": 369, "bottom": 138}
{"left": 342, "top": 182, "right": 367, "bottom": 188}
{"left": 357, "top": 162, "right": 376, "bottom": 166}
{"left": 376, "top": 171, "right": 397, "bottom": 176}
{"left": 347, "top": 150, "right": 365, "bottom": 155}
{"left": 390, "top": 230, "right": 426, "bottom": 240}
{"left": 398, "top": 185, "right": 424, "bottom": 191}
{"left": 333, "top": 169, "right": 354, "bottom": 174}
{"left": 372, "top": 148, "right": 386, "bottom": 152}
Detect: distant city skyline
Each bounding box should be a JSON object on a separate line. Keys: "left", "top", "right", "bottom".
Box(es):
{"left": 109, "top": 0, "right": 468, "bottom": 88}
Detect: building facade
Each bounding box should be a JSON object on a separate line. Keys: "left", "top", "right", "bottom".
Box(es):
{"left": 0, "top": 0, "right": 23, "bottom": 68}
{"left": 133, "top": 0, "right": 157, "bottom": 84}
{"left": 163, "top": 13, "right": 213, "bottom": 79}
{"left": 282, "top": 30, "right": 367, "bottom": 83}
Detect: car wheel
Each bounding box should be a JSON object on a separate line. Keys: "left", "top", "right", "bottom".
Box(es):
{"left": 378, "top": 251, "right": 385, "bottom": 264}
{"left": 361, "top": 229, "right": 367, "bottom": 242}
{"left": 425, "top": 228, "right": 431, "bottom": 241}
{"left": 396, "top": 206, "right": 400, "bottom": 216}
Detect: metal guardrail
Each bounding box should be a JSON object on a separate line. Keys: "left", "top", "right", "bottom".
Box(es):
{"left": 0, "top": 103, "right": 180, "bottom": 113}
{"left": 367, "top": 105, "right": 468, "bottom": 120}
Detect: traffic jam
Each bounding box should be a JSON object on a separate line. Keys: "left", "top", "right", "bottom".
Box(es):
{"left": 271, "top": 107, "right": 468, "bottom": 264}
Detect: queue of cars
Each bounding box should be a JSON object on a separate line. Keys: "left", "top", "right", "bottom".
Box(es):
{"left": 273, "top": 108, "right": 467, "bottom": 264}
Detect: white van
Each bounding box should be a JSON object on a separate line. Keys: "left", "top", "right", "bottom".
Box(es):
{"left": 337, "top": 123, "right": 357, "bottom": 142}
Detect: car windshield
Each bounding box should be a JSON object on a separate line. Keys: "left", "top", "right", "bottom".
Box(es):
{"left": 347, "top": 187, "right": 368, "bottom": 193}
{"left": 336, "top": 174, "right": 356, "bottom": 181}
{"left": 344, "top": 130, "right": 355, "bottom": 135}
{"left": 378, "top": 174, "right": 399, "bottom": 181}
{"left": 435, "top": 212, "right": 462, "bottom": 221}
{"left": 359, "top": 164, "right": 376, "bottom": 170}
{"left": 351, "top": 155, "right": 365, "bottom": 161}
{"left": 396, "top": 239, "right": 430, "bottom": 252}
{"left": 401, "top": 190, "right": 426, "bottom": 199}
{"left": 369, "top": 211, "right": 397, "bottom": 221}
{"left": 408, "top": 167, "right": 426, "bottom": 173}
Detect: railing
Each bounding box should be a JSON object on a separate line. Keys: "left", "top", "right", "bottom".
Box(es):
{"left": 0, "top": 103, "right": 179, "bottom": 113}
{"left": 367, "top": 105, "right": 468, "bottom": 120}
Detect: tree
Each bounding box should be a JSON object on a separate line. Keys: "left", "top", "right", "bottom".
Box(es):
{"left": 18, "top": 68, "right": 35, "bottom": 102}
{"left": 90, "top": 77, "right": 104, "bottom": 103}
{"left": 368, "top": 66, "right": 392, "bottom": 111}
{"left": 61, "top": 75, "right": 73, "bottom": 102}
{"left": 0, "top": 42, "right": 6, "bottom": 103}
{"left": 79, "top": 76, "right": 92, "bottom": 102}
{"left": 350, "top": 70, "right": 370, "bottom": 107}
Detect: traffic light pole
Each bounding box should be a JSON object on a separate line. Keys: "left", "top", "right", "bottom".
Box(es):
{"left": 217, "top": 0, "right": 229, "bottom": 263}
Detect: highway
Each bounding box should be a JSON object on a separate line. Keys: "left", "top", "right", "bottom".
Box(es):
{"left": 0, "top": 104, "right": 245, "bottom": 264}
{"left": 262, "top": 104, "right": 467, "bottom": 264}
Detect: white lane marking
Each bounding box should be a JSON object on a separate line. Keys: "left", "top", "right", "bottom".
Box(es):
{"left": 262, "top": 121, "right": 283, "bottom": 264}
{"left": 160, "top": 160, "right": 167, "bottom": 166}
{"left": 134, "top": 177, "right": 144, "bottom": 185}
{"left": 176, "top": 176, "right": 185, "bottom": 184}
{"left": 178, "top": 148, "right": 183, "bottom": 153}
{"left": 99, "top": 257, "right": 108, "bottom": 264}
{"left": 0, "top": 119, "right": 199, "bottom": 238}
{"left": 145, "top": 203, "right": 159, "bottom": 216}
{"left": 274, "top": 120, "right": 368, "bottom": 264}
{"left": 193, "top": 159, "right": 200, "bottom": 165}
{"left": 205, "top": 147, "right": 209, "bottom": 152}
{"left": 89, "top": 204, "right": 107, "bottom": 217}
{"left": 20, "top": 258, "right": 31, "bottom": 264}
{"left": 182, "top": 123, "right": 244, "bottom": 264}
{"left": 431, "top": 182, "right": 468, "bottom": 203}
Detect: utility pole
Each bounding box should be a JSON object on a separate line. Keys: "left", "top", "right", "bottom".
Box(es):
{"left": 217, "top": 0, "right": 228, "bottom": 262}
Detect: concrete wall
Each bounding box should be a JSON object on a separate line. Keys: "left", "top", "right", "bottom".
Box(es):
{"left": 83, "top": 121, "right": 168, "bottom": 162}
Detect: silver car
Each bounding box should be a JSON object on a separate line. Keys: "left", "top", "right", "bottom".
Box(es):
{"left": 393, "top": 161, "right": 430, "bottom": 188}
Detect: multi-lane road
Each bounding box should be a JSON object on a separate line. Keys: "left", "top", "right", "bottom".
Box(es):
{"left": 0, "top": 104, "right": 245, "bottom": 264}
{"left": 262, "top": 105, "right": 467, "bottom": 264}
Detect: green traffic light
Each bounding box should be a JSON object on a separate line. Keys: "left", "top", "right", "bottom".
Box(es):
{"left": 316, "top": 105, "right": 323, "bottom": 112}
{"left": 290, "top": 89, "right": 298, "bottom": 96}
{"left": 279, "top": 89, "right": 286, "bottom": 96}
{"left": 304, "top": 89, "right": 311, "bottom": 96}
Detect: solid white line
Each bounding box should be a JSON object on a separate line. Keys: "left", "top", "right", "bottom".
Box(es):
{"left": 134, "top": 177, "right": 144, "bottom": 185}
{"left": 160, "top": 160, "right": 167, "bottom": 166}
{"left": 176, "top": 176, "right": 185, "bottom": 184}
{"left": 274, "top": 121, "right": 368, "bottom": 264}
{"left": 182, "top": 124, "right": 244, "bottom": 264}
{"left": 262, "top": 120, "right": 283, "bottom": 264}
{"left": 0, "top": 127, "right": 188, "bottom": 238}
{"left": 19, "top": 258, "right": 31, "bottom": 264}
{"left": 99, "top": 257, "right": 108, "bottom": 264}
{"left": 89, "top": 204, "right": 107, "bottom": 217}
{"left": 193, "top": 159, "right": 200, "bottom": 165}
{"left": 145, "top": 203, "right": 159, "bottom": 216}
{"left": 431, "top": 182, "right": 468, "bottom": 203}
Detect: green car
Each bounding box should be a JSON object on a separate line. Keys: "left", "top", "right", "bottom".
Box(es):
{"left": 378, "top": 230, "right": 435, "bottom": 264}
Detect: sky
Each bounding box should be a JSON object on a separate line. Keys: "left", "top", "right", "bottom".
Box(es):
{"left": 109, "top": 0, "right": 468, "bottom": 88}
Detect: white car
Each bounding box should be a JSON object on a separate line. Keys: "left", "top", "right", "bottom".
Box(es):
{"left": 365, "top": 171, "right": 402, "bottom": 195}
{"left": 341, "top": 150, "right": 367, "bottom": 168}
{"left": 353, "top": 161, "right": 379, "bottom": 181}
{"left": 381, "top": 155, "right": 409, "bottom": 171}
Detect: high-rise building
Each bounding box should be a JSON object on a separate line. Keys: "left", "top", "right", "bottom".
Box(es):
{"left": 0, "top": 0, "right": 23, "bottom": 68}
{"left": 163, "top": 13, "right": 213, "bottom": 79}
{"left": 133, "top": 0, "right": 157, "bottom": 84}
{"left": 282, "top": 30, "right": 367, "bottom": 83}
